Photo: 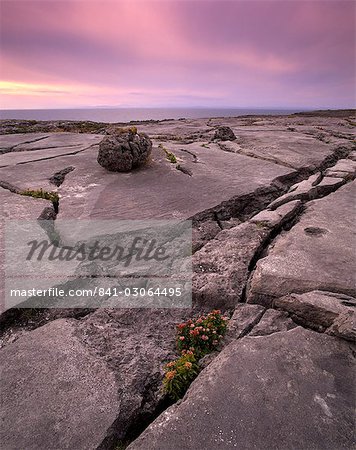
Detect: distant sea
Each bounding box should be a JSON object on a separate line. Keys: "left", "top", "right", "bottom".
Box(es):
{"left": 0, "top": 108, "right": 302, "bottom": 123}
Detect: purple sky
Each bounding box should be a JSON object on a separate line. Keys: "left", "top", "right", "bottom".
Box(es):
{"left": 0, "top": 0, "right": 355, "bottom": 109}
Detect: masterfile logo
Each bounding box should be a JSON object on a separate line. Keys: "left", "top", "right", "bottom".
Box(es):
{"left": 4, "top": 219, "right": 192, "bottom": 310}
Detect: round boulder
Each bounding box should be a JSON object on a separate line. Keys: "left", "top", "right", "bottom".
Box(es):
{"left": 97, "top": 128, "right": 152, "bottom": 172}
{"left": 214, "top": 126, "right": 236, "bottom": 141}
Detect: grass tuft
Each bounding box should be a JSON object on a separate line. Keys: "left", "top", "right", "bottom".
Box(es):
{"left": 20, "top": 188, "right": 59, "bottom": 212}
{"left": 159, "top": 144, "right": 177, "bottom": 163}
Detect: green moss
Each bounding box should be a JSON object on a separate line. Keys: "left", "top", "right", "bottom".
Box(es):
{"left": 20, "top": 188, "right": 59, "bottom": 212}
{"left": 21, "top": 188, "right": 59, "bottom": 203}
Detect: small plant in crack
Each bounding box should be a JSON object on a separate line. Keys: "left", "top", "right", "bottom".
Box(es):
{"left": 163, "top": 310, "right": 229, "bottom": 400}
{"left": 163, "top": 351, "right": 199, "bottom": 400}
{"left": 21, "top": 188, "right": 59, "bottom": 212}
{"left": 176, "top": 309, "right": 228, "bottom": 358}
{"left": 159, "top": 143, "right": 177, "bottom": 164}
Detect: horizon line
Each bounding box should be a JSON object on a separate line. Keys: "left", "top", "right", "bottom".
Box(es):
{"left": 2, "top": 106, "right": 355, "bottom": 112}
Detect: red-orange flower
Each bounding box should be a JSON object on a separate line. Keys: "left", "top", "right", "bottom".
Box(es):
{"left": 165, "top": 370, "right": 176, "bottom": 380}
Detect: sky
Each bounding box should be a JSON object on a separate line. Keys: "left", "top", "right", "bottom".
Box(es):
{"left": 0, "top": 0, "right": 355, "bottom": 110}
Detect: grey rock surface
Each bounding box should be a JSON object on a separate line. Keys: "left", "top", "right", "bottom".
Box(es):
{"left": 220, "top": 217, "right": 242, "bottom": 229}
{"left": 193, "top": 200, "right": 302, "bottom": 309}
{"left": 214, "top": 129, "right": 351, "bottom": 170}
{"left": 226, "top": 303, "right": 265, "bottom": 339}
{"left": 192, "top": 219, "right": 221, "bottom": 252}
{"left": 248, "top": 181, "right": 356, "bottom": 306}
{"left": 1, "top": 113, "right": 351, "bottom": 223}
{"left": 0, "top": 319, "right": 119, "bottom": 450}
{"left": 0, "top": 132, "right": 102, "bottom": 167}
{"left": 267, "top": 171, "right": 347, "bottom": 210}
{"left": 0, "top": 112, "right": 355, "bottom": 449}
{"left": 0, "top": 133, "right": 50, "bottom": 154}
{"left": 0, "top": 309, "right": 191, "bottom": 450}
{"left": 97, "top": 129, "right": 152, "bottom": 172}
{"left": 314, "top": 176, "right": 345, "bottom": 194}
{"left": 0, "top": 188, "right": 54, "bottom": 313}
{"left": 326, "top": 310, "right": 356, "bottom": 342}
{"left": 49, "top": 165, "right": 75, "bottom": 186}
{"left": 325, "top": 158, "right": 356, "bottom": 178}
{"left": 57, "top": 142, "right": 293, "bottom": 221}
{"left": 128, "top": 327, "right": 355, "bottom": 450}
{"left": 275, "top": 290, "right": 356, "bottom": 339}
{"left": 193, "top": 221, "right": 269, "bottom": 309}
{"left": 348, "top": 151, "right": 356, "bottom": 161}
{"left": 267, "top": 172, "right": 322, "bottom": 209}
{"left": 275, "top": 290, "right": 355, "bottom": 327}
{"left": 0, "top": 186, "right": 52, "bottom": 220}
{"left": 250, "top": 199, "right": 301, "bottom": 228}
{"left": 248, "top": 308, "right": 297, "bottom": 336}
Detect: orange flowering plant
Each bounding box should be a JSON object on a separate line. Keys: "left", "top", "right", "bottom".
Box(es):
{"left": 162, "top": 351, "right": 199, "bottom": 400}
{"left": 176, "top": 309, "right": 228, "bottom": 358}
{"left": 163, "top": 310, "right": 229, "bottom": 400}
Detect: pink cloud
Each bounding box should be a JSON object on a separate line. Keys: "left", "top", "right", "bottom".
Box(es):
{"left": 0, "top": 0, "right": 354, "bottom": 109}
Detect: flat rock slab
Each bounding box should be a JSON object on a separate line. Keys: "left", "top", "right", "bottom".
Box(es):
{"left": 0, "top": 133, "right": 50, "bottom": 152}
{"left": 0, "top": 188, "right": 53, "bottom": 313}
{"left": 0, "top": 186, "right": 52, "bottom": 220}
{"left": 0, "top": 309, "right": 190, "bottom": 449}
{"left": 128, "top": 327, "right": 355, "bottom": 450}
{"left": 0, "top": 120, "right": 351, "bottom": 223}
{"left": 219, "top": 130, "right": 339, "bottom": 169}
{"left": 325, "top": 158, "right": 356, "bottom": 178}
{"left": 250, "top": 199, "right": 301, "bottom": 227}
{"left": 267, "top": 172, "right": 347, "bottom": 210}
{"left": 0, "top": 146, "right": 96, "bottom": 192}
{"left": 226, "top": 303, "right": 265, "bottom": 340}
{"left": 0, "top": 133, "right": 102, "bottom": 167}
{"left": 275, "top": 290, "right": 356, "bottom": 340}
{"left": 0, "top": 319, "right": 119, "bottom": 450}
{"left": 248, "top": 181, "right": 356, "bottom": 306}
{"left": 248, "top": 308, "right": 297, "bottom": 336}
{"left": 0, "top": 135, "right": 295, "bottom": 222}
{"left": 57, "top": 143, "right": 293, "bottom": 221}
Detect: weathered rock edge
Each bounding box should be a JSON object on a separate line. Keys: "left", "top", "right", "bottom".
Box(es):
{"left": 128, "top": 327, "right": 355, "bottom": 450}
